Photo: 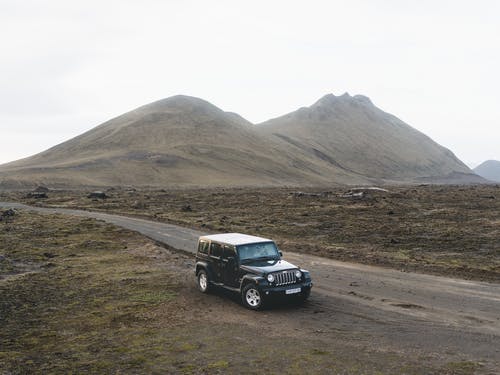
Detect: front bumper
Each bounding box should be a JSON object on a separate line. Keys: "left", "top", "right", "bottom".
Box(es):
{"left": 259, "top": 280, "right": 312, "bottom": 299}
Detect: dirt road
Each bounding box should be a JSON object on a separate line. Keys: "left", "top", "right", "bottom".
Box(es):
{"left": 2, "top": 201, "right": 500, "bottom": 370}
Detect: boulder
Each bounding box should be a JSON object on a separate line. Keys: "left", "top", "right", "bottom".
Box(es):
{"left": 26, "top": 192, "right": 48, "bottom": 199}
{"left": 87, "top": 191, "right": 107, "bottom": 199}
{"left": 2, "top": 209, "right": 16, "bottom": 217}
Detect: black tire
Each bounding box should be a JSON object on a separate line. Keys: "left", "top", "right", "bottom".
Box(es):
{"left": 197, "top": 269, "right": 210, "bottom": 293}
{"left": 241, "top": 283, "right": 264, "bottom": 310}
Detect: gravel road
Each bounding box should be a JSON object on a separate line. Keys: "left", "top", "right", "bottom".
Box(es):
{"left": 2, "top": 201, "right": 500, "bottom": 369}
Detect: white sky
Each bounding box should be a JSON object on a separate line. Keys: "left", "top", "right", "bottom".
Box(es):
{"left": 1, "top": 0, "right": 499, "bottom": 167}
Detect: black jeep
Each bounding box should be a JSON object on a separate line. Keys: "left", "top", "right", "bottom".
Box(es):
{"left": 194, "top": 233, "right": 312, "bottom": 310}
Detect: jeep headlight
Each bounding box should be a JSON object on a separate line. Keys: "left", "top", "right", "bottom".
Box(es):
{"left": 267, "top": 274, "right": 275, "bottom": 283}
{"left": 295, "top": 270, "right": 302, "bottom": 279}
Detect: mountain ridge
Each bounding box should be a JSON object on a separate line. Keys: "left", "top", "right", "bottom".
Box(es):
{"left": 0, "top": 94, "right": 484, "bottom": 188}
{"left": 257, "top": 93, "right": 471, "bottom": 180}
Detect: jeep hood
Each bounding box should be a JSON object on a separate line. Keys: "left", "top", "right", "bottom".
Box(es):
{"left": 240, "top": 259, "right": 298, "bottom": 275}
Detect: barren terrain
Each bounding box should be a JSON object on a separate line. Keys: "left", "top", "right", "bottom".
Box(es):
{"left": 3, "top": 184, "right": 498, "bottom": 282}
{"left": 1, "top": 210, "right": 499, "bottom": 374}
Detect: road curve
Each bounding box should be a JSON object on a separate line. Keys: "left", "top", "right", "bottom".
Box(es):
{"left": 2, "top": 201, "right": 500, "bottom": 365}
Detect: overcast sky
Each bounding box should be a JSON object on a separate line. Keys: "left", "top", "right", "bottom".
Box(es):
{"left": 1, "top": 0, "right": 498, "bottom": 167}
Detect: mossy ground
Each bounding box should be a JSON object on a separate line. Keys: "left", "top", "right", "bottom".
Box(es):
{"left": 6, "top": 184, "right": 498, "bottom": 282}
{"left": 0, "top": 211, "right": 482, "bottom": 374}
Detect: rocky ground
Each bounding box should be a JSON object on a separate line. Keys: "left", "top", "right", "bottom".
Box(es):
{"left": 3, "top": 184, "right": 499, "bottom": 282}
{"left": 0, "top": 211, "right": 492, "bottom": 374}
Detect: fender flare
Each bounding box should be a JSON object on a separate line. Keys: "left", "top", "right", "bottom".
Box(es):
{"left": 195, "top": 261, "right": 214, "bottom": 281}
{"left": 240, "top": 274, "right": 264, "bottom": 290}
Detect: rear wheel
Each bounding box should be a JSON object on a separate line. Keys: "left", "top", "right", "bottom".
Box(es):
{"left": 197, "top": 269, "right": 210, "bottom": 293}
{"left": 242, "top": 283, "right": 263, "bottom": 310}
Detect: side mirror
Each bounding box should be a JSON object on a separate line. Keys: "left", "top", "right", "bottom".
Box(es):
{"left": 279, "top": 251, "right": 283, "bottom": 257}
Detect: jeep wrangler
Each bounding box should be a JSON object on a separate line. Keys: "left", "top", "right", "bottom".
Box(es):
{"left": 194, "top": 233, "right": 312, "bottom": 310}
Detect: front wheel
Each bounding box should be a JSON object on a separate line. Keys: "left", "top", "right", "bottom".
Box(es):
{"left": 197, "top": 270, "right": 210, "bottom": 293}
{"left": 242, "top": 283, "right": 264, "bottom": 310}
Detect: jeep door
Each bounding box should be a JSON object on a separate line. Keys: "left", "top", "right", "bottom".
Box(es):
{"left": 209, "top": 242, "right": 223, "bottom": 282}
{"left": 222, "top": 245, "right": 238, "bottom": 287}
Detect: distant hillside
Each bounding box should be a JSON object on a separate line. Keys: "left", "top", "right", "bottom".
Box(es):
{"left": 258, "top": 93, "right": 475, "bottom": 182}
{"left": 474, "top": 160, "right": 500, "bottom": 182}
{"left": 0, "top": 94, "right": 483, "bottom": 188}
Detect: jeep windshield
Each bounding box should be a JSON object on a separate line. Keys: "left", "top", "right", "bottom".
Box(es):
{"left": 237, "top": 242, "right": 280, "bottom": 263}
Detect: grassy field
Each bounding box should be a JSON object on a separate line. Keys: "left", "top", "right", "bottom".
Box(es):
{"left": 0, "top": 210, "right": 483, "bottom": 374}
{"left": 4, "top": 184, "right": 499, "bottom": 282}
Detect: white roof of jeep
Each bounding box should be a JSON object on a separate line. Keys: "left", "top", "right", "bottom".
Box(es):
{"left": 199, "top": 233, "right": 273, "bottom": 246}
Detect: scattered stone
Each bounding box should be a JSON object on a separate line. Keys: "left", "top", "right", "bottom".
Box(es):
{"left": 387, "top": 210, "right": 395, "bottom": 215}
{"left": 292, "top": 191, "right": 331, "bottom": 198}
{"left": 2, "top": 209, "right": 16, "bottom": 217}
{"left": 351, "top": 187, "right": 389, "bottom": 193}
{"left": 131, "top": 200, "right": 146, "bottom": 209}
{"left": 341, "top": 191, "right": 365, "bottom": 199}
{"left": 34, "top": 186, "right": 49, "bottom": 193}
{"left": 26, "top": 192, "right": 48, "bottom": 199}
{"left": 341, "top": 187, "right": 389, "bottom": 199}
{"left": 43, "top": 252, "right": 57, "bottom": 259}
{"left": 181, "top": 204, "right": 192, "bottom": 212}
{"left": 87, "top": 191, "right": 107, "bottom": 199}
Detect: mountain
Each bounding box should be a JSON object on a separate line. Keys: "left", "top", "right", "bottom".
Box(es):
{"left": 0, "top": 94, "right": 483, "bottom": 188}
{"left": 257, "top": 93, "right": 477, "bottom": 182}
{"left": 0, "top": 95, "right": 351, "bottom": 188}
{"left": 474, "top": 160, "right": 500, "bottom": 182}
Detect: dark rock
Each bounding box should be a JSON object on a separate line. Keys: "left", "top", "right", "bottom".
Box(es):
{"left": 181, "top": 204, "right": 192, "bottom": 212}
{"left": 2, "top": 209, "right": 16, "bottom": 217}
{"left": 87, "top": 191, "right": 107, "bottom": 199}
{"left": 292, "top": 191, "right": 321, "bottom": 198}
{"left": 34, "top": 186, "right": 49, "bottom": 193}
{"left": 43, "top": 252, "right": 57, "bottom": 258}
{"left": 387, "top": 210, "right": 395, "bottom": 215}
{"left": 26, "top": 192, "right": 48, "bottom": 199}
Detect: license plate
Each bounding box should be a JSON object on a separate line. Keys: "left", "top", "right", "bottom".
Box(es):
{"left": 286, "top": 287, "right": 301, "bottom": 295}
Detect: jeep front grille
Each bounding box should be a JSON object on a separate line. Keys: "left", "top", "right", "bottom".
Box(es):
{"left": 273, "top": 270, "right": 296, "bottom": 286}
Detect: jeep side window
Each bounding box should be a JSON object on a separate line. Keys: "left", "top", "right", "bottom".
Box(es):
{"left": 222, "top": 245, "right": 236, "bottom": 259}
{"left": 198, "top": 240, "right": 209, "bottom": 254}
{"left": 210, "top": 242, "right": 222, "bottom": 257}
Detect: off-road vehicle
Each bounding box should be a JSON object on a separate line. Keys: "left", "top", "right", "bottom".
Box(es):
{"left": 194, "top": 233, "right": 312, "bottom": 310}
